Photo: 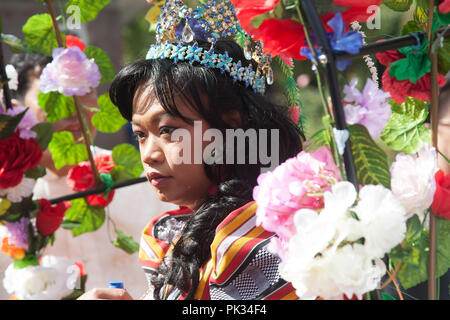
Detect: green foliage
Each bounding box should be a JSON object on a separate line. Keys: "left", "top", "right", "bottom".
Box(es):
{"left": 390, "top": 217, "right": 450, "bottom": 289}
{"left": 382, "top": 0, "right": 413, "bottom": 12}
{"left": 48, "top": 131, "right": 88, "bottom": 169}
{"left": 110, "top": 144, "right": 144, "bottom": 182}
{"left": 113, "top": 229, "right": 139, "bottom": 254}
{"left": 83, "top": 45, "right": 115, "bottom": 85}
{"left": 22, "top": 14, "right": 65, "bottom": 56}
{"left": 91, "top": 93, "right": 127, "bottom": 133}
{"left": 38, "top": 91, "right": 76, "bottom": 122}
{"left": 389, "top": 39, "right": 430, "bottom": 84}
{"left": 65, "top": 0, "right": 111, "bottom": 23}
{"left": 64, "top": 198, "right": 105, "bottom": 237}
{"left": 0, "top": 33, "right": 30, "bottom": 54}
{"left": 380, "top": 97, "right": 431, "bottom": 154}
{"left": 31, "top": 122, "right": 53, "bottom": 150}
{"left": 348, "top": 125, "right": 391, "bottom": 188}
{"left": 13, "top": 254, "right": 39, "bottom": 269}
{"left": 25, "top": 164, "right": 47, "bottom": 180}
{"left": 0, "top": 110, "right": 27, "bottom": 140}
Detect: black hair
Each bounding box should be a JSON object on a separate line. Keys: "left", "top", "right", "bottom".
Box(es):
{"left": 8, "top": 53, "right": 52, "bottom": 100}
{"left": 109, "top": 40, "right": 303, "bottom": 299}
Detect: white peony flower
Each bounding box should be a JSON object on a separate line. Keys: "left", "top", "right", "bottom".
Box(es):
{"left": 390, "top": 143, "right": 438, "bottom": 219}
{"left": 3, "top": 255, "right": 79, "bottom": 300}
{"left": 354, "top": 184, "right": 407, "bottom": 259}
{"left": 280, "top": 181, "right": 407, "bottom": 300}
{"left": 0, "top": 177, "right": 35, "bottom": 202}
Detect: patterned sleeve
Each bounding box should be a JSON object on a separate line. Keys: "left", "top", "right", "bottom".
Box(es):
{"left": 194, "top": 201, "right": 298, "bottom": 300}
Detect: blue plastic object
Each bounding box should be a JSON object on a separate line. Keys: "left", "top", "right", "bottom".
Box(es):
{"left": 108, "top": 281, "right": 124, "bottom": 289}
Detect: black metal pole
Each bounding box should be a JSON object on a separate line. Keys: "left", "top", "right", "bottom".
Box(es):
{"left": 335, "top": 28, "right": 450, "bottom": 61}
{"left": 300, "top": 0, "right": 359, "bottom": 189}
{"left": 48, "top": 176, "right": 148, "bottom": 204}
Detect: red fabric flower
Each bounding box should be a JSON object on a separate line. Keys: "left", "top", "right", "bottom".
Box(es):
{"left": 376, "top": 47, "right": 447, "bottom": 103}
{"left": 65, "top": 35, "right": 86, "bottom": 51}
{"left": 66, "top": 154, "right": 116, "bottom": 207}
{"left": 432, "top": 170, "right": 450, "bottom": 220}
{"left": 0, "top": 132, "right": 42, "bottom": 189}
{"left": 36, "top": 199, "right": 71, "bottom": 236}
{"left": 231, "top": 0, "right": 382, "bottom": 59}
{"left": 439, "top": 0, "right": 450, "bottom": 13}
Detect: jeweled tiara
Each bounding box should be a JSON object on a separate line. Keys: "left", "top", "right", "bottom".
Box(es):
{"left": 145, "top": 0, "right": 273, "bottom": 95}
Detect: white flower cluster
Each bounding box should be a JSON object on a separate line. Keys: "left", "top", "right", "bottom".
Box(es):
{"left": 279, "top": 181, "right": 407, "bottom": 300}
{"left": 3, "top": 255, "right": 80, "bottom": 300}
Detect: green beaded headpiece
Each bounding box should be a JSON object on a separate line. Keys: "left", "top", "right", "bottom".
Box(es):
{"left": 145, "top": 0, "right": 274, "bottom": 95}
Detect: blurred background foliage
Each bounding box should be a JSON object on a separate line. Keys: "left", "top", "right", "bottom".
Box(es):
{"left": 121, "top": 2, "right": 412, "bottom": 148}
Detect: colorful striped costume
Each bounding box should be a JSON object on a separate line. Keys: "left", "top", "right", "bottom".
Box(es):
{"left": 139, "top": 201, "right": 298, "bottom": 300}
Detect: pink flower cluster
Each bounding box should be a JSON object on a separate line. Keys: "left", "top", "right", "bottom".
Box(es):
{"left": 40, "top": 47, "right": 101, "bottom": 97}
{"left": 253, "top": 146, "right": 340, "bottom": 246}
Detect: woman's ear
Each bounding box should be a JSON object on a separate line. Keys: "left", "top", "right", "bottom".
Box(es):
{"left": 11, "top": 99, "right": 22, "bottom": 107}
{"left": 221, "top": 110, "right": 242, "bottom": 128}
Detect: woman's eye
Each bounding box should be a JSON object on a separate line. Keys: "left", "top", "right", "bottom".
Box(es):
{"left": 133, "top": 131, "right": 146, "bottom": 141}
{"left": 159, "top": 126, "right": 175, "bottom": 136}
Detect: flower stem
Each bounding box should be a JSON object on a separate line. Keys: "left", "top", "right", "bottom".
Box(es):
{"left": 426, "top": 0, "right": 438, "bottom": 301}
{"left": 44, "top": 0, "right": 102, "bottom": 186}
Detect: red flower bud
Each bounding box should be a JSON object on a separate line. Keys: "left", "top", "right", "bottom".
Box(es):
{"left": 36, "top": 199, "right": 71, "bottom": 236}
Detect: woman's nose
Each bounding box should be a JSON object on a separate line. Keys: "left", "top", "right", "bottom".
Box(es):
{"left": 141, "top": 136, "right": 165, "bottom": 166}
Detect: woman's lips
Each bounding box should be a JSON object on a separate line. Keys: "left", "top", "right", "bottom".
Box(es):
{"left": 150, "top": 176, "right": 171, "bottom": 187}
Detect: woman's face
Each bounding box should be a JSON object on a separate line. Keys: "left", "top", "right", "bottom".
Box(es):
{"left": 131, "top": 84, "right": 214, "bottom": 211}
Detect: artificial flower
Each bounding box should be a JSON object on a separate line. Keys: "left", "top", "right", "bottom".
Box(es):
{"left": 3, "top": 106, "right": 39, "bottom": 140}
{"left": 253, "top": 146, "right": 340, "bottom": 242}
{"left": 67, "top": 154, "right": 115, "bottom": 207}
{"left": 279, "top": 181, "right": 405, "bottom": 300}
{"left": 1, "top": 238, "right": 26, "bottom": 260}
{"left": 36, "top": 199, "right": 71, "bottom": 236}
{"left": 0, "top": 177, "right": 35, "bottom": 203}
{"left": 0, "top": 132, "right": 43, "bottom": 189}
{"left": 65, "top": 35, "right": 86, "bottom": 51}
{"left": 0, "top": 217, "right": 29, "bottom": 251}
{"left": 3, "top": 255, "right": 80, "bottom": 300}
{"left": 376, "top": 47, "right": 447, "bottom": 103}
{"left": 390, "top": 143, "right": 438, "bottom": 219}
{"left": 343, "top": 78, "right": 391, "bottom": 139}
{"left": 5, "top": 64, "right": 18, "bottom": 91}
{"left": 439, "top": 0, "right": 450, "bottom": 13}
{"left": 290, "top": 106, "right": 300, "bottom": 124}
{"left": 301, "top": 12, "right": 363, "bottom": 71}
{"left": 432, "top": 170, "right": 450, "bottom": 219}
{"left": 40, "top": 46, "right": 101, "bottom": 97}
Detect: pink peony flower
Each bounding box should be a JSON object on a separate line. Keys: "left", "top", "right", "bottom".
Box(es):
{"left": 40, "top": 46, "right": 101, "bottom": 97}
{"left": 253, "top": 146, "right": 340, "bottom": 242}
{"left": 343, "top": 78, "right": 391, "bottom": 140}
{"left": 390, "top": 143, "right": 438, "bottom": 218}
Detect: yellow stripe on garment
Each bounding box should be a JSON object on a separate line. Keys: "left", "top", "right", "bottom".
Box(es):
{"left": 194, "top": 260, "right": 214, "bottom": 299}
{"left": 281, "top": 290, "right": 298, "bottom": 300}
{"left": 213, "top": 225, "right": 266, "bottom": 280}
{"left": 141, "top": 232, "right": 166, "bottom": 261}
{"left": 214, "top": 203, "right": 257, "bottom": 240}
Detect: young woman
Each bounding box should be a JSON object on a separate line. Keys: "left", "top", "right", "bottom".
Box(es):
{"left": 78, "top": 39, "right": 304, "bottom": 300}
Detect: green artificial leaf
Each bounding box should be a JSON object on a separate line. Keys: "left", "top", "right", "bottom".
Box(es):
{"left": 0, "top": 33, "right": 30, "bottom": 53}
{"left": 392, "top": 217, "right": 450, "bottom": 289}
{"left": 25, "top": 164, "right": 47, "bottom": 180}
{"left": 405, "top": 214, "right": 423, "bottom": 243}
{"left": 437, "top": 36, "right": 450, "bottom": 75}
{"left": 13, "top": 254, "right": 39, "bottom": 269}
{"left": 382, "top": 0, "right": 413, "bottom": 11}
{"left": 382, "top": 293, "right": 396, "bottom": 300}
{"left": 65, "top": 0, "right": 111, "bottom": 23}
{"left": 348, "top": 124, "right": 391, "bottom": 188}
{"left": 91, "top": 93, "right": 127, "bottom": 133}
{"left": 389, "top": 39, "right": 430, "bottom": 84}
{"left": 113, "top": 229, "right": 139, "bottom": 254}
{"left": 48, "top": 131, "right": 88, "bottom": 169}
{"left": 83, "top": 45, "right": 115, "bottom": 84}
{"left": 31, "top": 122, "right": 53, "bottom": 150}
{"left": 22, "top": 14, "right": 65, "bottom": 56}
{"left": 64, "top": 198, "right": 105, "bottom": 237}
{"left": 38, "top": 91, "right": 76, "bottom": 122}
{"left": 305, "top": 128, "right": 332, "bottom": 152}
{"left": 110, "top": 144, "right": 143, "bottom": 182}
{"left": 0, "top": 110, "right": 27, "bottom": 140}
{"left": 380, "top": 97, "right": 431, "bottom": 154}
{"left": 61, "top": 219, "right": 82, "bottom": 230}
{"left": 400, "top": 20, "right": 425, "bottom": 35}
